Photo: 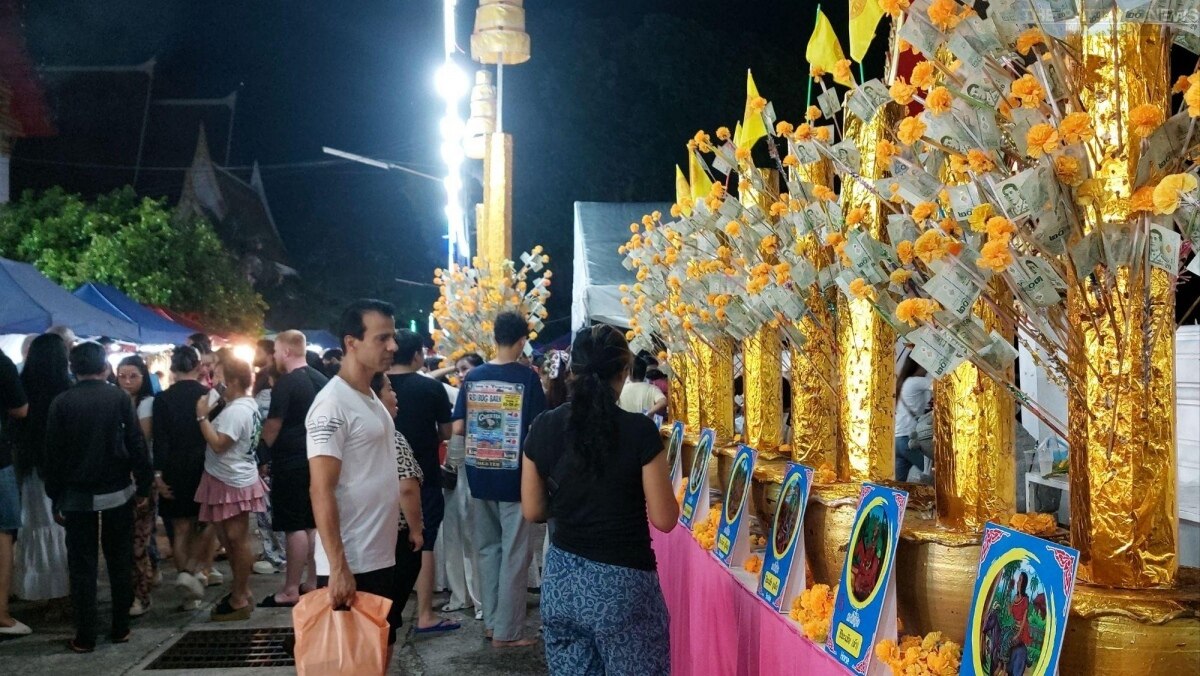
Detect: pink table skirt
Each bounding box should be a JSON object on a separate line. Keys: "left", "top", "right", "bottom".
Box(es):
{"left": 652, "top": 525, "right": 846, "bottom": 676}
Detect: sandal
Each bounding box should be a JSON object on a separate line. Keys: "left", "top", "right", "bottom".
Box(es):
{"left": 209, "top": 594, "right": 253, "bottom": 622}
{"left": 67, "top": 639, "right": 95, "bottom": 653}
{"left": 414, "top": 618, "right": 461, "bottom": 634}
{"left": 257, "top": 594, "right": 297, "bottom": 608}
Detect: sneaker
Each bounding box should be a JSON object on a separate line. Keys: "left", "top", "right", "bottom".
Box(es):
{"left": 205, "top": 570, "right": 224, "bottom": 586}
{"left": 179, "top": 598, "right": 204, "bottom": 611}
{"left": 175, "top": 572, "right": 205, "bottom": 600}
{"left": 129, "top": 598, "right": 151, "bottom": 617}
{"left": 252, "top": 561, "right": 277, "bottom": 575}
{"left": 475, "top": 608, "right": 483, "bottom": 621}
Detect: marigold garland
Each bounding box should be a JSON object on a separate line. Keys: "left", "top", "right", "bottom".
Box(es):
{"left": 789, "top": 584, "right": 837, "bottom": 642}
{"left": 875, "top": 632, "right": 962, "bottom": 675}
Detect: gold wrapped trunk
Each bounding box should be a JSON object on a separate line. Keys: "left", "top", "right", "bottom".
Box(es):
{"left": 790, "top": 158, "right": 839, "bottom": 469}
{"left": 480, "top": 133, "right": 514, "bottom": 263}
{"left": 835, "top": 100, "right": 901, "bottom": 483}
{"left": 741, "top": 169, "right": 785, "bottom": 453}
{"left": 667, "top": 350, "right": 689, "bottom": 425}
{"left": 1069, "top": 20, "right": 1176, "bottom": 589}
{"left": 697, "top": 336, "right": 736, "bottom": 445}
{"left": 684, "top": 337, "right": 704, "bottom": 434}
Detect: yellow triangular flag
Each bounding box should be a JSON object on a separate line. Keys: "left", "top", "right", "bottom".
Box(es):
{"left": 807, "top": 8, "right": 853, "bottom": 87}
{"left": 733, "top": 121, "right": 744, "bottom": 148}
{"left": 675, "top": 165, "right": 692, "bottom": 216}
{"left": 688, "top": 148, "right": 713, "bottom": 202}
{"left": 740, "top": 70, "right": 768, "bottom": 150}
{"left": 849, "top": 0, "right": 886, "bottom": 63}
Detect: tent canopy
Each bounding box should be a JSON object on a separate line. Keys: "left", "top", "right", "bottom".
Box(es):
{"left": 0, "top": 257, "right": 140, "bottom": 340}
{"left": 572, "top": 201, "right": 671, "bottom": 332}
{"left": 73, "top": 282, "right": 196, "bottom": 345}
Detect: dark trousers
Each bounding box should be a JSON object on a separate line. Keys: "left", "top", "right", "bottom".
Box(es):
{"left": 64, "top": 499, "right": 135, "bottom": 647}
{"left": 390, "top": 529, "right": 424, "bottom": 630}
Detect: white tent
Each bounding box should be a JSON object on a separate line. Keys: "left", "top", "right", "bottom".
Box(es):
{"left": 572, "top": 201, "right": 670, "bottom": 332}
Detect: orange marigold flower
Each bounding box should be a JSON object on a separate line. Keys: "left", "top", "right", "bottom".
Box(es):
{"left": 775, "top": 120, "right": 795, "bottom": 137}
{"left": 1184, "top": 73, "right": 1200, "bottom": 116}
{"left": 806, "top": 105, "right": 822, "bottom": 122}
{"left": 910, "top": 61, "right": 936, "bottom": 90}
{"left": 814, "top": 185, "right": 837, "bottom": 202}
{"left": 896, "top": 298, "right": 941, "bottom": 326}
{"left": 896, "top": 240, "right": 915, "bottom": 265}
{"left": 1153, "top": 172, "right": 1199, "bottom": 214}
{"left": 879, "top": 0, "right": 910, "bottom": 17}
{"left": 1009, "top": 74, "right": 1045, "bottom": 109}
{"left": 783, "top": 154, "right": 800, "bottom": 168}
{"left": 1130, "top": 184, "right": 1156, "bottom": 212}
{"left": 877, "top": 139, "right": 900, "bottom": 165}
{"left": 927, "top": 0, "right": 963, "bottom": 31}
{"left": 890, "top": 77, "right": 917, "bottom": 105}
{"left": 914, "top": 229, "right": 948, "bottom": 264}
{"left": 925, "top": 86, "right": 952, "bottom": 115}
{"left": 814, "top": 126, "right": 832, "bottom": 142}
{"left": 1025, "top": 123, "right": 1059, "bottom": 157}
{"left": 1058, "top": 112, "right": 1095, "bottom": 145}
{"left": 890, "top": 268, "right": 912, "bottom": 285}
{"left": 968, "top": 204, "right": 994, "bottom": 232}
{"left": 986, "top": 216, "right": 1016, "bottom": 241}
{"left": 912, "top": 201, "right": 938, "bottom": 221}
{"left": 978, "top": 238, "right": 1014, "bottom": 272}
{"left": 735, "top": 146, "right": 751, "bottom": 162}
{"left": 1130, "top": 103, "right": 1164, "bottom": 138}
{"left": 1053, "top": 155, "right": 1083, "bottom": 186}
{"left": 833, "top": 59, "right": 854, "bottom": 85}
{"left": 897, "top": 116, "right": 927, "bottom": 145}
{"left": 1174, "top": 75, "right": 1191, "bottom": 93}
{"left": 725, "top": 220, "right": 742, "bottom": 237}
{"left": 810, "top": 64, "right": 827, "bottom": 79}
{"left": 846, "top": 207, "right": 866, "bottom": 227}
{"left": 793, "top": 123, "right": 814, "bottom": 142}
{"left": 967, "top": 148, "right": 995, "bottom": 173}
{"left": 750, "top": 96, "right": 768, "bottom": 112}
{"left": 716, "top": 126, "right": 732, "bottom": 141}
{"left": 849, "top": 277, "right": 876, "bottom": 301}
{"left": 1016, "top": 28, "right": 1045, "bottom": 56}
{"left": 825, "top": 232, "right": 847, "bottom": 248}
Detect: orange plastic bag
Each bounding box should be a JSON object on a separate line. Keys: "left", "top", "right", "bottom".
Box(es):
{"left": 293, "top": 587, "right": 393, "bottom": 676}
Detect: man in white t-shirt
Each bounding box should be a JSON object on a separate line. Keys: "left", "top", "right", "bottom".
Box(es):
{"left": 617, "top": 355, "right": 667, "bottom": 416}
{"left": 306, "top": 300, "right": 402, "bottom": 648}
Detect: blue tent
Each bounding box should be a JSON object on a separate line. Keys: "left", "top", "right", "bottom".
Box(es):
{"left": 0, "top": 258, "right": 140, "bottom": 340}
{"left": 73, "top": 282, "right": 195, "bottom": 345}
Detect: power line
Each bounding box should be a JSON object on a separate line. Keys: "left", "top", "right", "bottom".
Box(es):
{"left": 10, "top": 156, "right": 433, "bottom": 174}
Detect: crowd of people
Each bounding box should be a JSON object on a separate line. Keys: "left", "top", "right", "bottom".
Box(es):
{"left": 0, "top": 301, "right": 679, "bottom": 674}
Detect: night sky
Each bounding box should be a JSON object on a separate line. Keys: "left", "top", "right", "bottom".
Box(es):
{"left": 11, "top": 0, "right": 876, "bottom": 336}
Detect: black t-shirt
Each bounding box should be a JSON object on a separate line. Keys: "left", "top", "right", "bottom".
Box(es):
{"left": 0, "top": 349, "right": 28, "bottom": 469}
{"left": 151, "top": 379, "right": 209, "bottom": 481}
{"left": 388, "top": 373, "right": 451, "bottom": 489}
{"left": 268, "top": 366, "right": 328, "bottom": 470}
{"left": 523, "top": 402, "right": 664, "bottom": 571}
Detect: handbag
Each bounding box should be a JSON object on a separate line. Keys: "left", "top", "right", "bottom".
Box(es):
{"left": 440, "top": 463, "right": 458, "bottom": 490}
{"left": 900, "top": 395, "right": 935, "bottom": 458}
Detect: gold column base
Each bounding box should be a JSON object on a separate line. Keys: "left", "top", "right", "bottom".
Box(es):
{"left": 803, "top": 483, "right": 865, "bottom": 586}
{"left": 895, "top": 517, "right": 988, "bottom": 643}
{"left": 1062, "top": 569, "right": 1200, "bottom": 674}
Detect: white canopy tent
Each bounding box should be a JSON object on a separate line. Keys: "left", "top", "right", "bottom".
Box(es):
{"left": 571, "top": 201, "right": 671, "bottom": 332}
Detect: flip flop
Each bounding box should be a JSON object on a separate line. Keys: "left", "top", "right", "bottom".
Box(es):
{"left": 210, "top": 594, "right": 253, "bottom": 622}
{"left": 414, "top": 619, "right": 461, "bottom": 634}
{"left": 258, "top": 594, "right": 297, "bottom": 608}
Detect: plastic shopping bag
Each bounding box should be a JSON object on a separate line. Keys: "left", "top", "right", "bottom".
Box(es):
{"left": 293, "top": 587, "right": 393, "bottom": 676}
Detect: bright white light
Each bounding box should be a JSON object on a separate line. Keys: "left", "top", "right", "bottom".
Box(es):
{"left": 444, "top": 203, "right": 464, "bottom": 223}
{"left": 439, "top": 115, "right": 464, "bottom": 140}
{"left": 434, "top": 63, "right": 469, "bottom": 100}
{"left": 232, "top": 344, "right": 256, "bottom": 366}
{"left": 443, "top": 173, "right": 462, "bottom": 195}
{"left": 440, "top": 141, "right": 464, "bottom": 167}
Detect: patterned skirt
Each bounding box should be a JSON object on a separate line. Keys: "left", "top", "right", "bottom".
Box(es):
{"left": 540, "top": 545, "right": 670, "bottom": 676}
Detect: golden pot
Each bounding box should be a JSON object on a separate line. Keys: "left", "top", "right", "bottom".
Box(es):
{"left": 1060, "top": 568, "right": 1200, "bottom": 675}
{"left": 803, "top": 483, "right": 862, "bottom": 587}
{"left": 895, "top": 517, "right": 983, "bottom": 643}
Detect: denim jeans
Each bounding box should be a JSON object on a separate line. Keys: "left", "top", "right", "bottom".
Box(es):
{"left": 894, "top": 435, "right": 926, "bottom": 482}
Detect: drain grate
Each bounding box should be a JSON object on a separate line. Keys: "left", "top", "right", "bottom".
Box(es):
{"left": 146, "top": 627, "right": 295, "bottom": 669}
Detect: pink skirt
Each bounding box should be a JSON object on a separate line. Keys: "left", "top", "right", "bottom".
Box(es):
{"left": 195, "top": 471, "right": 267, "bottom": 523}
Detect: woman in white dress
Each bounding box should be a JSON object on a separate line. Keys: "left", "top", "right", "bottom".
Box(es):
{"left": 13, "top": 334, "right": 71, "bottom": 604}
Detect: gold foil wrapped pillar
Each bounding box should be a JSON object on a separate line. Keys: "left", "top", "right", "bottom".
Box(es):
{"left": 667, "top": 350, "right": 689, "bottom": 425}
{"left": 835, "top": 101, "right": 900, "bottom": 482}
{"left": 790, "top": 158, "right": 838, "bottom": 469}
{"left": 932, "top": 280, "right": 1015, "bottom": 530}
{"left": 741, "top": 169, "right": 784, "bottom": 452}
{"left": 480, "top": 133, "right": 513, "bottom": 264}
{"left": 1068, "top": 22, "right": 1176, "bottom": 589}
{"left": 697, "top": 336, "right": 735, "bottom": 445}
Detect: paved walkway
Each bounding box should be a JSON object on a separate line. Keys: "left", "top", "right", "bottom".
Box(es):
{"left": 1, "top": 556, "right": 547, "bottom": 675}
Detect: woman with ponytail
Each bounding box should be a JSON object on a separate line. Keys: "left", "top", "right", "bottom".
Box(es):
{"left": 522, "top": 325, "right": 677, "bottom": 675}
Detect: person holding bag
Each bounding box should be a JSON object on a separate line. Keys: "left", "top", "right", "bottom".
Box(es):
{"left": 894, "top": 356, "right": 933, "bottom": 483}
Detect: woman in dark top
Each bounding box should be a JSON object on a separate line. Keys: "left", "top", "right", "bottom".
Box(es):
{"left": 152, "top": 346, "right": 214, "bottom": 609}
{"left": 12, "top": 334, "right": 71, "bottom": 603}
{"left": 522, "top": 325, "right": 678, "bottom": 676}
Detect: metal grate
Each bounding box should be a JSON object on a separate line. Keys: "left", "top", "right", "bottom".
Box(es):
{"left": 146, "top": 627, "right": 295, "bottom": 669}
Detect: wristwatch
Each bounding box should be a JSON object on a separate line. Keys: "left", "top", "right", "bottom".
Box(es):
{"left": 196, "top": 415, "right": 207, "bottom": 422}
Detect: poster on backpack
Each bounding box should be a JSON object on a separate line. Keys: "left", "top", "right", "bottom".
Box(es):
{"left": 825, "top": 483, "right": 908, "bottom": 675}
{"left": 679, "top": 428, "right": 715, "bottom": 529}
{"left": 713, "top": 445, "right": 758, "bottom": 568}
{"left": 665, "top": 421, "right": 686, "bottom": 491}
{"left": 960, "top": 523, "right": 1079, "bottom": 676}
{"left": 757, "top": 462, "right": 814, "bottom": 612}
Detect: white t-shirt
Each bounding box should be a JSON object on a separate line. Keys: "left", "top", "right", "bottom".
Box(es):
{"left": 894, "top": 376, "right": 933, "bottom": 438}
{"left": 136, "top": 396, "right": 154, "bottom": 421}
{"left": 618, "top": 381, "right": 666, "bottom": 415}
{"left": 204, "top": 397, "right": 263, "bottom": 488}
{"left": 306, "top": 376, "right": 401, "bottom": 576}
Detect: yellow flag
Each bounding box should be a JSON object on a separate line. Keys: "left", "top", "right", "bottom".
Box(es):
{"left": 688, "top": 149, "right": 713, "bottom": 202}
{"left": 675, "top": 165, "right": 692, "bottom": 216}
{"left": 807, "top": 8, "right": 852, "bottom": 87}
{"left": 849, "top": 0, "right": 886, "bottom": 63}
{"left": 739, "top": 70, "right": 768, "bottom": 150}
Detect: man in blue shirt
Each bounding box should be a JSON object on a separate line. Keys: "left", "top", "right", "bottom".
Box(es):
{"left": 452, "top": 311, "right": 546, "bottom": 647}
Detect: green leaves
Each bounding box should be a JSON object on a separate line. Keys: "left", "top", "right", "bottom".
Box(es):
{"left": 0, "top": 186, "right": 265, "bottom": 334}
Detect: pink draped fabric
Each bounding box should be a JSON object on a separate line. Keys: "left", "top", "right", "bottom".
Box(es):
{"left": 652, "top": 526, "right": 845, "bottom": 676}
